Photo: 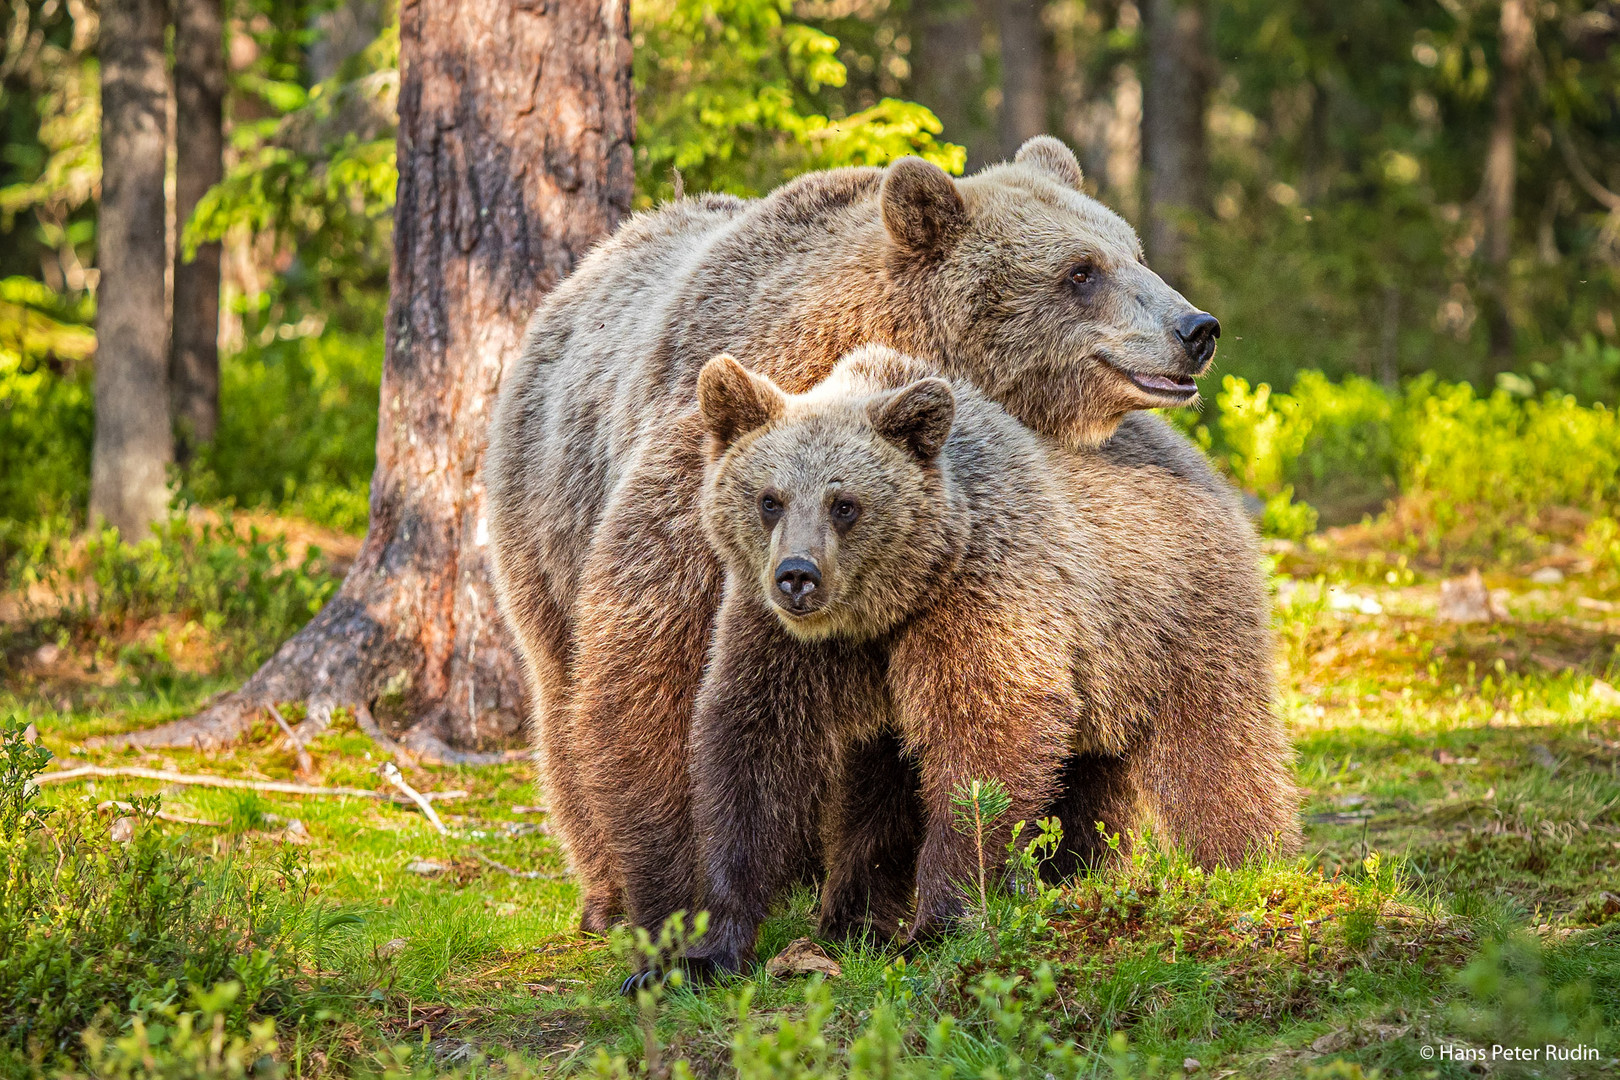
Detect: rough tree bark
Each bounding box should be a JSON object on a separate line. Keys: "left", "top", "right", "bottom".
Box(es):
{"left": 115, "top": 0, "right": 636, "bottom": 757}
{"left": 994, "top": 0, "right": 1048, "bottom": 159}
{"left": 171, "top": 0, "right": 226, "bottom": 460}
{"left": 90, "top": 0, "right": 172, "bottom": 537}
{"left": 1482, "top": 0, "right": 1532, "bottom": 366}
{"left": 1141, "top": 0, "right": 1210, "bottom": 290}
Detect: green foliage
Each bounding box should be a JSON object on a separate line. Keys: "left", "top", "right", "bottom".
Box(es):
{"left": 188, "top": 27, "right": 400, "bottom": 323}
{"left": 0, "top": 278, "right": 95, "bottom": 524}
{"left": 184, "top": 321, "right": 383, "bottom": 534}
{"left": 1188, "top": 0, "right": 1620, "bottom": 396}
{"left": 631, "top": 0, "right": 964, "bottom": 202}
{"left": 1396, "top": 378, "right": 1620, "bottom": 562}
{"left": 1216, "top": 370, "right": 1620, "bottom": 564}
{"left": 1448, "top": 934, "right": 1617, "bottom": 1077}
{"left": 4, "top": 513, "right": 338, "bottom": 674}
{"left": 950, "top": 777, "right": 1012, "bottom": 913}
{"left": 0, "top": 0, "right": 99, "bottom": 288}
{"left": 0, "top": 717, "right": 342, "bottom": 1076}
{"left": 68, "top": 984, "right": 284, "bottom": 1080}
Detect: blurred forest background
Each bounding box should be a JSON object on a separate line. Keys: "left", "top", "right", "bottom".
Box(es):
{"left": 1, "top": 0, "right": 1618, "bottom": 551}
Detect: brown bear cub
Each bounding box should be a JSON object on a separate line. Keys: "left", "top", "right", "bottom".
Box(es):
{"left": 681, "top": 345, "right": 1158, "bottom": 980}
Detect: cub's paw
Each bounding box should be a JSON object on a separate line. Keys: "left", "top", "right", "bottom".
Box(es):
{"left": 617, "top": 953, "right": 743, "bottom": 996}
{"left": 580, "top": 893, "right": 627, "bottom": 937}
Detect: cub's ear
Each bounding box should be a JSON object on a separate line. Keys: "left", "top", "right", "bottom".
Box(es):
{"left": 698, "top": 353, "right": 787, "bottom": 450}
{"left": 868, "top": 377, "right": 956, "bottom": 461}
{"left": 881, "top": 158, "right": 967, "bottom": 257}
{"left": 1015, "top": 136, "right": 1084, "bottom": 191}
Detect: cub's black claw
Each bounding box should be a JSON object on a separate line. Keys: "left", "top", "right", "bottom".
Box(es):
{"left": 619, "top": 969, "right": 661, "bottom": 996}
{"left": 618, "top": 954, "right": 745, "bottom": 996}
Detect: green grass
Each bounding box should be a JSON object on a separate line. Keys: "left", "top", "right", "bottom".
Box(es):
{"left": 2, "top": 523, "right": 1618, "bottom": 1077}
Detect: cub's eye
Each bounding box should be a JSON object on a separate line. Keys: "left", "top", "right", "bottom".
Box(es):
{"left": 830, "top": 497, "right": 861, "bottom": 528}
{"left": 1069, "top": 263, "right": 1094, "bottom": 287}
{"left": 759, "top": 492, "right": 784, "bottom": 522}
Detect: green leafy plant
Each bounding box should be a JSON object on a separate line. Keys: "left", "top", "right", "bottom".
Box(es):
{"left": 0, "top": 714, "right": 361, "bottom": 1075}
{"left": 632, "top": 0, "right": 963, "bottom": 202}
{"left": 950, "top": 777, "right": 1013, "bottom": 915}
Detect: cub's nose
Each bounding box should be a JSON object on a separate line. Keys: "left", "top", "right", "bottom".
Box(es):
{"left": 1174, "top": 311, "right": 1221, "bottom": 371}
{"left": 774, "top": 558, "right": 822, "bottom": 609}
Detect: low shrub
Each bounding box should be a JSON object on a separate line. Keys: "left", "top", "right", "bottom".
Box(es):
{"left": 0, "top": 718, "right": 357, "bottom": 1077}
{"left": 3, "top": 512, "right": 338, "bottom": 675}
{"left": 1216, "top": 371, "right": 1620, "bottom": 568}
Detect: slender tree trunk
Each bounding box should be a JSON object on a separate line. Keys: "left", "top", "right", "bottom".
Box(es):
{"left": 1482, "top": 0, "right": 1532, "bottom": 366}
{"left": 114, "top": 0, "right": 636, "bottom": 756}
{"left": 995, "top": 0, "right": 1048, "bottom": 159}
{"left": 171, "top": 0, "right": 226, "bottom": 460}
{"left": 1141, "top": 0, "right": 1209, "bottom": 289}
{"left": 913, "top": 0, "right": 995, "bottom": 170}
{"left": 308, "top": 0, "right": 382, "bottom": 83}
{"left": 91, "top": 0, "right": 172, "bottom": 537}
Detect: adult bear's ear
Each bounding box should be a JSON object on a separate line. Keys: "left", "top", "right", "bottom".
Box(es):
{"left": 1015, "top": 136, "right": 1084, "bottom": 191}
{"left": 881, "top": 158, "right": 967, "bottom": 257}
{"left": 869, "top": 377, "right": 956, "bottom": 462}
{"left": 698, "top": 353, "right": 787, "bottom": 450}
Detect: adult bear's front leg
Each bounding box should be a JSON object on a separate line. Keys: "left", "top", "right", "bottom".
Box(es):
{"left": 571, "top": 428, "right": 723, "bottom": 934}
{"left": 684, "top": 592, "right": 885, "bottom": 979}
{"left": 888, "top": 593, "right": 1079, "bottom": 943}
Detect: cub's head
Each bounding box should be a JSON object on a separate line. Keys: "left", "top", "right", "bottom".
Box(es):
{"left": 696, "top": 348, "right": 963, "bottom": 642}
{"left": 883, "top": 135, "right": 1218, "bottom": 446}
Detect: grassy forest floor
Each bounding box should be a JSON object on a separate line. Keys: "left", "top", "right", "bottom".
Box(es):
{"left": 2, "top": 512, "right": 1619, "bottom": 1079}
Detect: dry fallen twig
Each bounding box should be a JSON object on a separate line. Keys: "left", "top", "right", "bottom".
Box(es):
{"left": 36, "top": 765, "right": 468, "bottom": 807}
{"left": 381, "top": 761, "right": 448, "bottom": 836}
{"left": 267, "top": 703, "right": 316, "bottom": 778}
{"left": 466, "top": 849, "right": 566, "bottom": 880}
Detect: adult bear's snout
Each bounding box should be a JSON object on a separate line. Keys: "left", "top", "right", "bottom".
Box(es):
{"left": 774, "top": 558, "right": 823, "bottom": 610}
{"left": 1173, "top": 311, "right": 1221, "bottom": 372}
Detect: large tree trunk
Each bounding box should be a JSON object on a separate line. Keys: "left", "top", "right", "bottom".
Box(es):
{"left": 91, "top": 0, "right": 172, "bottom": 537}
{"left": 1482, "top": 0, "right": 1532, "bottom": 366}
{"left": 115, "top": 0, "right": 636, "bottom": 757}
{"left": 994, "top": 0, "right": 1048, "bottom": 159}
{"left": 171, "top": 0, "right": 226, "bottom": 461}
{"left": 1141, "top": 0, "right": 1209, "bottom": 289}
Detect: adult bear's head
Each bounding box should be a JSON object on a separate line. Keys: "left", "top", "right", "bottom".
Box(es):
{"left": 881, "top": 135, "right": 1218, "bottom": 447}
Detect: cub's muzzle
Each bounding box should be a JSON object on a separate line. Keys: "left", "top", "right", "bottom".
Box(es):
{"left": 773, "top": 557, "right": 823, "bottom": 613}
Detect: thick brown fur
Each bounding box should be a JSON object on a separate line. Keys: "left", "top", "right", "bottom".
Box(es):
{"left": 686, "top": 346, "right": 1297, "bottom": 972}
{"left": 484, "top": 138, "right": 1296, "bottom": 938}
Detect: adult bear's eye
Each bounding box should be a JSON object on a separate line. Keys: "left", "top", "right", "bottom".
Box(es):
{"left": 759, "top": 492, "right": 784, "bottom": 524}
{"left": 831, "top": 497, "right": 861, "bottom": 530}
{"left": 1069, "top": 262, "right": 1094, "bottom": 287}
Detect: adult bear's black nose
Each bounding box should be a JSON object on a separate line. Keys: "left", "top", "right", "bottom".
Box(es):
{"left": 1174, "top": 311, "right": 1220, "bottom": 371}
{"left": 774, "top": 558, "right": 822, "bottom": 609}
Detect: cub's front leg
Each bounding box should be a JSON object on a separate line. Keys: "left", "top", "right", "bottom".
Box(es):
{"left": 888, "top": 589, "right": 1082, "bottom": 942}
{"left": 683, "top": 590, "right": 888, "bottom": 980}
{"left": 818, "top": 728, "right": 924, "bottom": 943}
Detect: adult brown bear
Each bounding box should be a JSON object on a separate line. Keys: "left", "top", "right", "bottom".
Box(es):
{"left": 485, "top": 137, "right": 1299, "bottom": 943}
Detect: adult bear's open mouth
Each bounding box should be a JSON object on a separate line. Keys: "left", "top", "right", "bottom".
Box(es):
{"left": 1115, "top": 365, "right": 1199, "bottom": 402}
